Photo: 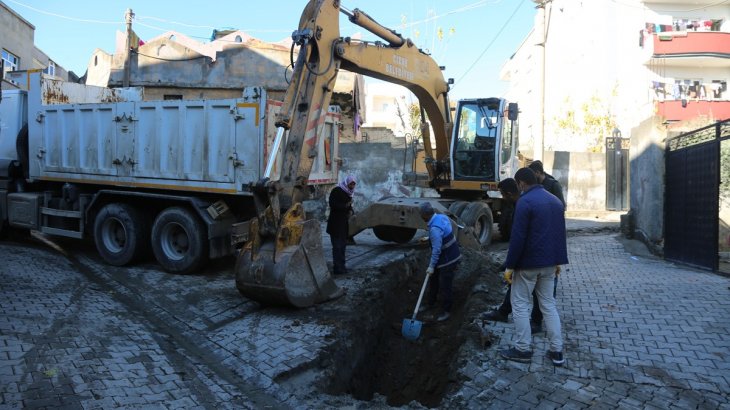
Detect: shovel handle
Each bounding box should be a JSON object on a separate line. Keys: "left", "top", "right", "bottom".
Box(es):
{"left": 411, "top": 271, "right": 431, "bottom": 320}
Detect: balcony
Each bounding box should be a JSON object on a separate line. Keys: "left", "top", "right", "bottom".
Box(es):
{"left": 655, "top": 100, "right": 730, "bottom": 122}
{"left": 652, "top": 31, "right": 730, "bottom": 67}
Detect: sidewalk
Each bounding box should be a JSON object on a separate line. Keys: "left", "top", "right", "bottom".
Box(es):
{"left": 449, "top": 232, "right": 730, "bottom": 409}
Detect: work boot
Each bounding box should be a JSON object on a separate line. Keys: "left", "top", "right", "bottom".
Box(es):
{"left": 481, "top": 310, "right": 509, "bottom": 323}
{"left": 436, "top": 311, "right": 450, "bottom": 322}
{"left": 546, "top": 350, "right": 565, "bottom": 366}
{"left": 499, "top": 347, "right": 532, "bottom": 363}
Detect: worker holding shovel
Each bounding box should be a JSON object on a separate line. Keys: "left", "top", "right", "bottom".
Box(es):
{"left": 418, "top": 202, "right": 462, "bottom": 322}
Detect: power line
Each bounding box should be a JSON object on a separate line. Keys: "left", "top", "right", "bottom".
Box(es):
{"left": 5, "top": 0, "right": 122, "bottom": 24}
{"left": 452, "top": 0, "right": 528, "bottom": 90}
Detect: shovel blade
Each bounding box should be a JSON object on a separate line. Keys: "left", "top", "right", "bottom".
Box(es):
{"left": 402, "top": 318, "right": 423, "bottom": 341}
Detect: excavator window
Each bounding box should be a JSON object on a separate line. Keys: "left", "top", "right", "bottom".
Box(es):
{"left": 453, "top": 103, "right": 497, "bottom": 181}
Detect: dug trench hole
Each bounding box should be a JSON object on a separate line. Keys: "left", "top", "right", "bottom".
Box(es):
{"left": 316, "top": 247, "right": 504, "bottom": 407}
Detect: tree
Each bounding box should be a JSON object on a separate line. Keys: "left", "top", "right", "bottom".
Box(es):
{"left": 552, "top": 91, "right": 618, "bottom": 153}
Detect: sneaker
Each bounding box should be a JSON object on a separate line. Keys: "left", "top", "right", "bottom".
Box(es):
{"left": 546, "top": 350, "right": 565, "bottom": 366}
{"left": 499, "top": 347, "right": 532, "bottom": 363}
{"left": 481, "top": 310, "right": 509, "bottom": 323}
{"left": 436, "top": 312, "right": 450, "bottom": 322}
{"left": 531, "top": 322, "right": 543, "bottom": 334}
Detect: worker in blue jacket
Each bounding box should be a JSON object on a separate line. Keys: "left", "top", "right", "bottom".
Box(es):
{"left": 419, "top": 202, "right": 462, "bottom": 322}
{"left": 499, "top": 167, "right": 568, "bottom": 366}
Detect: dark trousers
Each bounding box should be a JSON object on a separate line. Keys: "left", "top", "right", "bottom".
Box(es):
{"left": 498, "top": 285, "right": 543, "bottom": 325}
{"left": 330, "top": 236, "right": 347, "bottom": 275}
{"left": 427, "top": 263, "right": 458, "bottom": 313}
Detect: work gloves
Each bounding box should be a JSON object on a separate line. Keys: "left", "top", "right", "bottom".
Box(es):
{"left": 426, "top": 266, "right": 435, "bottom": 276}
{"left": 503, "top": 269, "right": 513, "bottom": 284}
{"left": 555, "top": 265, "right": 561, "bottom": 277}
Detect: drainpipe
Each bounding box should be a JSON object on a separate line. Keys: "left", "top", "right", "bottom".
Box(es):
{"left": 123, "top": 8, "right": 134, "bottom": 88}
{"left": 532, "top": 0, "right": 547, "bottom": 161}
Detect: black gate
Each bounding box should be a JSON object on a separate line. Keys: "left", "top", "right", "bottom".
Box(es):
{"left": 606, "top": 135, "right": 630, "bottom": 211}
{"left": 665, "top": 120, "right": 730, "bottom": 271}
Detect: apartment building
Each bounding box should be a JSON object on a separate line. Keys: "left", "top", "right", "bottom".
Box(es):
{"left": 500, "top": 0, "right": 730, "bottom": 154}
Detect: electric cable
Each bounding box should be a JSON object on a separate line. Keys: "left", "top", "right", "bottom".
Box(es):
{"left": 452, "top": 0, "right": 528, "bottom": 90}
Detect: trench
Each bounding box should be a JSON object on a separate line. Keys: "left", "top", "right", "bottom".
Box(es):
{"left": 317, "top": 247, "right": 503, "bottom": 408}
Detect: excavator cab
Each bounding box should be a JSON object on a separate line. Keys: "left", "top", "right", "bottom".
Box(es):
{"left": 451, "top": 98, "right": 519, "bottom": 184}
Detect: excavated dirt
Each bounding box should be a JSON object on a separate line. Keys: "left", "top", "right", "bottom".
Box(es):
{"left": 312, "top": 243, "right": 506, "bottom": 407}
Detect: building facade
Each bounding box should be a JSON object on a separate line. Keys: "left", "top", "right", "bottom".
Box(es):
{"left": 1, "top": 1, "right": 74, "bottom": 88}
{"left": 501, "top": 0, "right": 730, "bottom": 244}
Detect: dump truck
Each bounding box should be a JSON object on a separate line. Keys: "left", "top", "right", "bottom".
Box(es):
{"left": 0, "top": 70, "right": 341, "bottom": 274}
{"left": 234, "top": 0, "right": 521, "bottom": 307}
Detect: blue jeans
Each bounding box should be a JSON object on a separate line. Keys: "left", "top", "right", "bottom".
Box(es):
{"left": 428, "top": 263, "right": 458, "bottom": 312}
{"left": 511, "top": 267, "right": 563, "bottom": 352}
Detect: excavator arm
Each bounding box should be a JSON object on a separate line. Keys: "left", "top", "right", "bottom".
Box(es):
{"left": 235, "top": 0, "right": 455, "bottom": 307}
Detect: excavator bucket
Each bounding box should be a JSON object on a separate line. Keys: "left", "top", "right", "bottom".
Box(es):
{"left": 235, "top": 204, "right": 345, "bottom": 308}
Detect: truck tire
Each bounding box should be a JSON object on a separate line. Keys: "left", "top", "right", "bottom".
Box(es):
{"left": 372, "top": 225, "right": 417, "bottom": 244}
{"left": 461, "top": 202, "right": 493, "bottom": 247}
{"left": 94, "top": 203, "right": 147, "bottom": 266}
{"left": 151, "top": 207, "right": 207, "bottom": 274}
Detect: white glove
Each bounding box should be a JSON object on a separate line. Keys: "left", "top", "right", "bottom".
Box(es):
{"left": 426, "top": 266, "right": 435, "bottom": 276}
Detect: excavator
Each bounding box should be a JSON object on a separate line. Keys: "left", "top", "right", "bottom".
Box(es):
{"left": 235, "top": 0, "right": 520, "bottom": 307}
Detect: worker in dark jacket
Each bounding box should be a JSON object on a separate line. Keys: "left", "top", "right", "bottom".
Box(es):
{"left": 419, "top": 202, "right": 462, "bottom": 322}
{"left": 327, "top": 175, "right": 356, "bottom": 275}
{"left": 528, "top": 160, "right": 566, "bottom": 210}
{"left": 499, "top": 167, "right": 568, "bottom": 366}
{"left": 482, "top": 178, "right": 545, "bottom": 334}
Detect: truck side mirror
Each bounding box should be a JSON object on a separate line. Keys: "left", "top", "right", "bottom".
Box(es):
{"left": 507, "top": 103, "right": 518, "bottom": 121}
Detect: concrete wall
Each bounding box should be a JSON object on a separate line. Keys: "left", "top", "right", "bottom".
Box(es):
{"left": 531, "top": 151, "right": 608, "bottom": 211}
{"left": 338, "top": 144, "right": 608, "bottom": 212}
{"left": 337, "top": 142, "right": 433, "bottom": 212}
{"left": 628, "top": 117, "right": 669, "bottom": 250}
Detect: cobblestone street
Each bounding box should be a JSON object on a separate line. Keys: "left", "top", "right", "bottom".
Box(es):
{"left": 1, "top": 218, "right": 729, "bottom": 409}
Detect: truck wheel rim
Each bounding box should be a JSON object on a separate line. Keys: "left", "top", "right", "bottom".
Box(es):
{"left": 101, "top": 217, "right": 127, "bottom": 253}
{"left": 160, "top": 222, "right": 189, "bottom": 261}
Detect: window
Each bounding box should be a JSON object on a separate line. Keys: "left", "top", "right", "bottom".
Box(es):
{"left": 164, "top": 94, "right": 183, "bottom": 100}
{"left": 2, "top": 49, "right": 19, "bottom": 74}
{"left": 44, "top": 60, "right": 56, "bottom": 77}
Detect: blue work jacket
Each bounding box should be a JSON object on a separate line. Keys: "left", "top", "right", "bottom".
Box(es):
{"left": 427, "top": 213, "right": 462, "bottom": 270}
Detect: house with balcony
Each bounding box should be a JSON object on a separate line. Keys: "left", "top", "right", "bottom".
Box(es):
{"left": 644, "top": 1, "right": 730, "bottom": 124}
{"left": 500, "top": 0, "right": 729, "bottom": 244}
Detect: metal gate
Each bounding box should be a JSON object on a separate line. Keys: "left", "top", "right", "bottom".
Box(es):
{"left": 606, "top": 135, "right": 630, "bottom": 211}
{"left": 665, "top": 120, "right": 730, "bottom": 271}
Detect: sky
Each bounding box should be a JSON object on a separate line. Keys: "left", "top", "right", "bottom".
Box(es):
{"left": 5, "top": 0, "right": 537, "bottom": 100}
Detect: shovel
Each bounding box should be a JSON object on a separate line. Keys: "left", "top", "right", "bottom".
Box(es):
{"left": 402, "top": 271, "right": 430, "bottom": 341}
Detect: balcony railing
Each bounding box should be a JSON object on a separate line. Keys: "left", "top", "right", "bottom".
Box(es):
{"left": 655, "top": 100, "right": 730, "bottom": 122}
{"left": 653, "top": 31, "right": 730, "bottom": 59}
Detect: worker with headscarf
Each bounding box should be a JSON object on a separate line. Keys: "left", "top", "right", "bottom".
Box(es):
{"left": 327, "top": 175, "right": 356, "bottom": 275}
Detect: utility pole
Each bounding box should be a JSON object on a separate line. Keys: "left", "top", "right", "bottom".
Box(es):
{"left": 123, "top": 8, "right": 134, "bottom": 88}
{"left": 532, "top": 0, "right": 548, "bottom": 161}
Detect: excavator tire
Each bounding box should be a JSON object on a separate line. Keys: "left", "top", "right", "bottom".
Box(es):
{"left": 448, "top": 201, "right": 469, "bottom": 219}
{"left": 373, "top": 225, "right": 417, "bottom": 244}
{"left": 460, "top": 202, "right": 493, "bottom": 248}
